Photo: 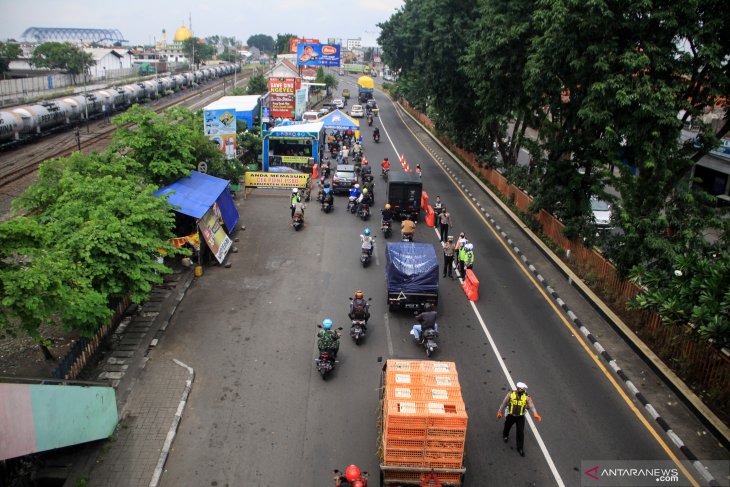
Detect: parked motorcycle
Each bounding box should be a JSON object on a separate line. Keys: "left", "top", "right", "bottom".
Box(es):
{"left": 292, "top": 213, "right": 304, "bottom": 231}
{"left": 315, "top": 325, "right": 342, "bottom": 380}
{"left": 381, "top": 219, "right": 392, "bottom": 238}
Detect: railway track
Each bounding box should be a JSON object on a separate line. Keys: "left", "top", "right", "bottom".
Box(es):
{"left": 0, "top": 73, "right": 250, "bottom": 191}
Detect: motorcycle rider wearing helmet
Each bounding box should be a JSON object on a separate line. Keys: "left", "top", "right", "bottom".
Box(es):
{"left": 373, "top": 127, "right": 380, "bottom": 139}
{"left": 335, "top": 465, "right": 368, "bottom": 486}
{"left": 360, "top": 159, "right": 372, "bottom": 179}
{"left": 349, "top": 290, "right": 371, "bottom": 324}
{"left": 381, "top": 157, "right": 390, "bottom": 173}
{"left": 322, "top": 186, "right": 334, "bottom": 208}
{"left": 412, "top": 303, "right": 438, "bottom": 342}
{"left": 381, "top": 203, "right": 393, "bottom": 223}
{"left": 357, "top": 187, "right": 373, "bottom": 207}
{"left": 317, "top": 319, "right": 340, "bottom": 361}
{"left": 360, "top": 228, "right": 374, "bottom": 257}
{"left": 290, "top": 188, "right": 301, "bottom": 218}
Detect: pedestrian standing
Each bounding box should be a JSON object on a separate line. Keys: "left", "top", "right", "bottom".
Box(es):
{"left": 442, "top": 236, "right": 455, "bottom": 278}
{"left": 438, "top": 207, "right": 452, "bottom": 243}
{"left": 497, "top": 382, "right": 541, "bottom": 457}
{"left": 433, "top": 196, "right": 443, "bottom": 216}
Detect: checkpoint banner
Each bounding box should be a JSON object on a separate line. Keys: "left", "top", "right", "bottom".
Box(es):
{"left": 198, "top": 204, "right": 232, "bottom": 264}
{"left": 245, "top": 171, "right": 310, "bottom": 189}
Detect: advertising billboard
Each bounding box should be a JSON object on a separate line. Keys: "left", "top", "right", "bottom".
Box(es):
{"left": 198, "top": 204, "right": 232, "bottom": 264}
{"left": 268, "top": 77, "right": 298, "bottom": 119}
{"left": 296, "top": 43, "right": 341, "bottom": 67}
{"left": 295, "top": 88, "right": 308, "bottom": 120}
{"left": 203, "top": 107, "right": 237, "bottom": 159}
{"left": 289, "top": 37, "right": 320, "bottom": 53}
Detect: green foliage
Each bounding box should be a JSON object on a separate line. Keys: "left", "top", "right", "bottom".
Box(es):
{"left": 276, "top": 34, "right": 297, "bottom": 54}
{"left": 238, "top": 131, "right": 263, "bottom": 167}
{"left": 247, "top": 34, "right": 275, "bottom": 53}
{"left": 181, "top": 38, "right": 216, "bottom": 67}
{"left": 323, "top": 73, "right": 338, "bottom": 96}
{"left": 31, "top": 42, "right": 94, "bottom": 82}
{"left": 0, "top": 41, "right": 20, "bottom": 75}
{"left": 246, "top": 72, "right": 268, "bottom": 95}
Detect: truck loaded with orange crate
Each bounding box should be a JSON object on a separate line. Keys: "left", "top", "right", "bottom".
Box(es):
{"left": 378, "top": 359, "right": 467, "bottom": 486}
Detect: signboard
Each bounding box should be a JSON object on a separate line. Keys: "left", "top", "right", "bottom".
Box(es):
{"left": 290, "top": 37, "right": 320, "bottom": 53}
{"left": 204, "top": 108, "right": 237, "bottom": 159}
{"left": 296, "top": 43, "right": 341, "bottom": 67}
{"left": 281, "top": 155, "right": 310, "bottom": 164}
{"left": 198, "top": 204, "right": 232, "bottom": 264}
{"left": 245, "top": 171, "right": 310, "bottom": 189}
{"left": 294, "top": 88, "right": 308, "bottom": 120}
{"left": 268, "top": 77, "right": 297, "bottom": 119}
{"left": 710, "top": 137, "right": 730, "bottom": 159}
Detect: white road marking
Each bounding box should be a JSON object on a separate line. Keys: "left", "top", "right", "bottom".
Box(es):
{"left": 383, "top": 312, "right": 394, "bottom": 356}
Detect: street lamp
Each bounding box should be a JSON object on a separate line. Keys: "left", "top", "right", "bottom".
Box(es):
{"left": 80, "top": 40, "right": 89, "bottom": 134}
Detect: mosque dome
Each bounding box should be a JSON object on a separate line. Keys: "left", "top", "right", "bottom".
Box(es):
{"left": 174, "top": 24, "right": 192, "bottom": 42}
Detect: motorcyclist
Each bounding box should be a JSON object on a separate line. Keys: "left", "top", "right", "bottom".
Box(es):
{"left": 335, "top": 465, "right": 368, "bottom": 486}
{"left": 349, "top": 184, "right": 361, "bottom": 211}
{"left": 412, "top": 303, "right": 438, "bottom": 343}
{"left": 401, "top": 218, "right": 416, "bottom": 240}
{"left": 353, "top": 141, "right": 362, "bottom": 157}
{"left": 357, "top": 187, "right": 373, "bottom": 208}
{"left": 373, "top": 127, "right": 380, "bottom": 141}
{"left": 381, "top": 203, "right": 393, "bottom": 223}
{"left": 415, "top": 164, "right": 422, "bottom": 179}
{"left": 290, "top": 188, "right": 301, "bottom": 218}
{"left": 360, "top": 228, "right": 374, "bottom": 257}
{"left": 293, "top": 200, "right": 305, "bottom": 221}
{"left": 380, "top": 157, "right": 390, "bottom": 175}
{"left": 318, "top": 319, "right": 340, "bottom": 361}
{"left": 360, "top": 159, "right": 372, "bottom": 181}
{"left": 367, "top": 113, "right": 373, "bottom": 126}
{"left": 322, "top": 187, "right": 334, "bottom": 208}
{"left": 349, "top": 290, "right": 371, "bottom": 324}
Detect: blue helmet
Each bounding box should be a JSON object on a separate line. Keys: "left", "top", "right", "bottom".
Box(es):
{"left": 363, "top": 228, "right": 371, "bottom": 236}
{"left": 323, "top": 319, "right": 333, "bottom": 330}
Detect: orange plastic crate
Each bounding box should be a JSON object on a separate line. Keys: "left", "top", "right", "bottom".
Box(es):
{"left": 384, "top": 435, "right": 427, "bottom": 450}
{"left": 427, "top": 427, "right": 467, "bottom": 439}
{"left": 426, "top": 437, "right": 466, "bottom": 450}
{"left": 381, "top": 470, "right": 463, "bottom": 485}
{"left": 384, "top": 425, "right": 427, "bottom": 438}
{"left": 385, "top": 385, "right": 463, "bottom": 402}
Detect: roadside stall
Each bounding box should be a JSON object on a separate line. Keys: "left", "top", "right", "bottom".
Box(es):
{"left": 262, "top": 121, "right": 325, "bottom": 172}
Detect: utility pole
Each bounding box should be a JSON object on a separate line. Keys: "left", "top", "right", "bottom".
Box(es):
{"left": 75, "top": 126, "right": 81, "bottom": 151}
{"left": 80, "top": 41, "right": 89, "bottom": 134}
{"left": 190, "top": 13, "right": 195, "bottom": 71}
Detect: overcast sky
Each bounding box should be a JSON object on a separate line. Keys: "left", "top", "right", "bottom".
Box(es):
{"left": 0, "top": 0, "right": 404, "bottom": 47}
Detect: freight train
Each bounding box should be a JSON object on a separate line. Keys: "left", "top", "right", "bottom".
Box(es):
{"left": 0, "top": 64, "right": 240, "bottom": 149}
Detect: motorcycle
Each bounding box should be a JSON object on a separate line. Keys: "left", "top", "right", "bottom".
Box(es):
{"left": 292, "top": 213, "right": 304, "bottom": 231}
{"left": 347, "top": 197, "right": 358, "bottom": 214}
{"left": 401, "top": 232, "right": 413, "bottom": 242}
{"left": 358, "top": 202, "right": 371, "bottom": 221}
{"left": 315, "top": 326, "right": 342, "bottom": 380}
{"left": 367, "top": 115, "right": 373, "bottom": 126}
{"left": 360, "top": 240, "right": 374, "bottom": 267}
{"left": 381, "top": 168, "right": 389, "bottom": 180}
{"left": 350, "top": 319, "right": 367, "bottom": 344}
{"left": 302, "top": 185, "right": 311, "bottom": 202}
{"left": 373, "top": 132, "right": 380, "bottom": 143}
{"left": 381, "top": 219, "right": 392, "bottom": 238}
{"left": 411, "top": 319, "right": 439, "bottom": 357}
{"left": 321, "top": 199, "right": 333, "bottom": 213}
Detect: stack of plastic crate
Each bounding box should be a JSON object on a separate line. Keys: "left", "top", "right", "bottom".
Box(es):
{"left": 381, "top": 360, "right": 467, "bottom": 484}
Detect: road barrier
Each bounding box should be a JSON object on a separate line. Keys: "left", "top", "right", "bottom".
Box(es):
{"left": 462, "top": 269, "right": 479, "bottom": 302}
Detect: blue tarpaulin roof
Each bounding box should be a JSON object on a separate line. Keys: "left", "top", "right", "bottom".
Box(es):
{"left": 316, "top": 109, "right": 360, "bottom": 131}
{"left": 385, "top": 242, "right": 439, "bottom": 293}
{"left": 154, "top": 171, "right": 239, "bottom": 231}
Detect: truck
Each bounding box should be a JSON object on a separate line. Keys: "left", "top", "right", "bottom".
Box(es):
{"left": 378, "top": 359, "right": 467, "bottom": 486}
{"left": 387, "top": 171, "right": 422, "bottom": 221}
{"left": 357, "top": 75, "right": 375, "bottom": 103}
{"left": 385, "top": 242, "right": 438, "bottom": 311}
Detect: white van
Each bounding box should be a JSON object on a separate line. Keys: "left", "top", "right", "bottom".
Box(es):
{"left": 302, "top": 111, "right": 321, "bottom": 122}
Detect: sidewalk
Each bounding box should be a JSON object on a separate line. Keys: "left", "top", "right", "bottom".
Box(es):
{"left": 64, "top": 267, "right": 196, "bottom": 487}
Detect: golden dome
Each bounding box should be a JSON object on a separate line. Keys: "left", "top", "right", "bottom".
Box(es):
{"left": 173, "top": 24, "right": 192, "bottom": 42}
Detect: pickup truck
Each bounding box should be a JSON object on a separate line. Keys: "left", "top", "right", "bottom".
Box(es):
{"left": 385, "top": 242, "right": 439, "bottom": 311}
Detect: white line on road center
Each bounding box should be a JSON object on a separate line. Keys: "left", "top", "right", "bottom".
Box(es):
{"left": 383, "top": 311, "right": 395, "bottom": 357}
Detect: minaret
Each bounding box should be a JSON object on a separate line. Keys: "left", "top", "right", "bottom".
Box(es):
{"left": 161, "top": 28, "right": 167, "bottom": 48}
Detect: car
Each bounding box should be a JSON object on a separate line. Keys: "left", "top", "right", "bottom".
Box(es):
{"left": 590, "top": 196, "right": 613, "bottom": 228}
{"left": 350, "top": 105, "right": 365, "bottom": 118}
{"left": 342, "top": 89, "right": 351, "bottom": 99}
{"left": 318, "top": 108, "right": 330, "bottom": 117}
{"left": 302, "top": 111, "right": 321, "bottom": 122}
{"left": 332, "top": 164, "right": 357, "bottom": 194}
{"left": 333, "top": 99, "right": 345, "bottom": 109}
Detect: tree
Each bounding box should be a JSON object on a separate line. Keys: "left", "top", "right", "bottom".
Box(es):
{"left": 323, "top": 73, "right": 338, "bottom": 97}
{"left": 363, "top": 47, "right": 374, "bottom": 62}
{"left": 181, "top": 37, "right": 216, "bottom": 67}
{"left": 247, "top": 34, "right": 275, "bottom": 54}
{"left": 31, "top": 42, "right": 94, "bottom": 83}
{"left": 276, "top": 33, "right": 297, "bottom": 54}
{"left": 247, "top": 72, "right": 268, "bottom": 95}
{"left": 0, "top": 42, "right": 20, "bottom": 77}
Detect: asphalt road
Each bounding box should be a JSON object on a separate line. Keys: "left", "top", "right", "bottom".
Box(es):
{"left": 154, "top": 76, "right": 723, "bottom": 486}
